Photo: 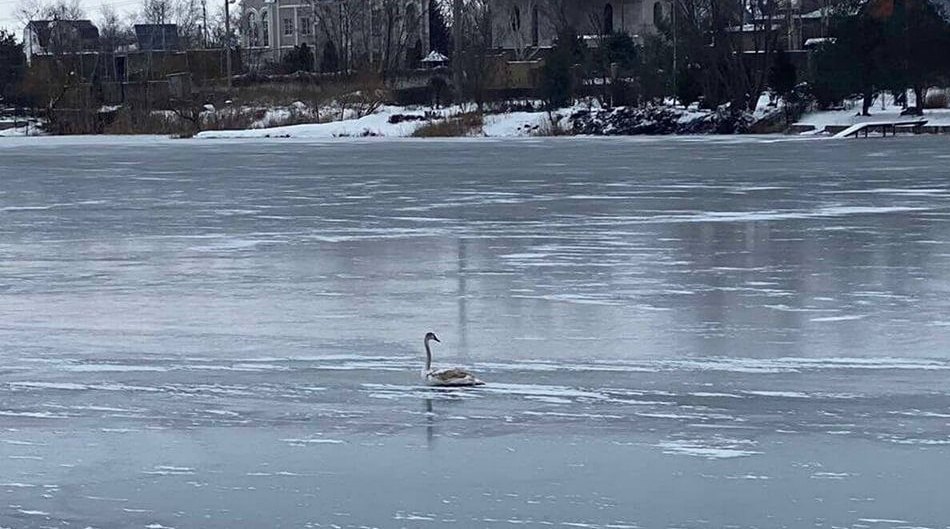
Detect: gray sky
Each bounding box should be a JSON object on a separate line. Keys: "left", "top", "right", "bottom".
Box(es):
{"left": 0, "top": 0, "right": 141, "bottom": 37}
{"left": 0, "top": 0, "right": 227, "bottom": 40}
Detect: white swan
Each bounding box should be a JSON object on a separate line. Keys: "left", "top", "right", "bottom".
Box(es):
{"left": 422, "top": 332, "right": 484, "bottom": 387}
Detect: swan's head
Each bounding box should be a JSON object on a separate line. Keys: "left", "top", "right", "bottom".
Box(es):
{"left": 425, "top": 332, "right": 440, "bottom": 343}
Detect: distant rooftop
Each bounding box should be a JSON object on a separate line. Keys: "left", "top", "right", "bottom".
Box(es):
{"left": 134, "top": 24, "right": 181, "bottom": 51}
{"left": 26, "top": 19, "right": 99, "bottom": 48}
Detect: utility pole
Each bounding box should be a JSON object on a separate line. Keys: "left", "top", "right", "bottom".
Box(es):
{"left": 672, "top": 0, "right": 677, "bottom": 104}
{"left": 202, "top": 0, "right": 209, "bottom": 47}
{"left": 452, "top": 0, "right": 461, "bottom": 99}
{"left": 225, "top": 0, "right": 232, "bottom": 89}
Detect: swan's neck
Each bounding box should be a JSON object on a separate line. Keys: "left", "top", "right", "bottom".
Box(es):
{"left": 424, "top": 339, "right": 432, "bottom": 372}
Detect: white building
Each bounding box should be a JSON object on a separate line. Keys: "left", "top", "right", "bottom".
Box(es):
{"left": 241, "top": 0, "right": 430, "bottom": 72}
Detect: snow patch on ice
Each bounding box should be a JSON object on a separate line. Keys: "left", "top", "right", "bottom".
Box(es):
{"left": 656, "top": 439, "right": 761, "bottom": 459}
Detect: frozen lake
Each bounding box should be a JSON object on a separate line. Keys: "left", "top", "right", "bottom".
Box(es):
{"left": 2, "top": 135, "right": 950, "bottom": 528}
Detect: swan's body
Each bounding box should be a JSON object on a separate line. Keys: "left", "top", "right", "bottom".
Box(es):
{"left": 422, "top": 332, "right": 484, "bottom": 387}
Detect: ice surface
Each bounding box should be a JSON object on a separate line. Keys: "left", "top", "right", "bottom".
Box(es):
{"left": 1, "top": 136, "right": 949, "bottom": 528}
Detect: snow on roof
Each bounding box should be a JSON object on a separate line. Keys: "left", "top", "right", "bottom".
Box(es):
{"left": 800, "top": 6, "right": 834, "bottom": 17}
{"left": 422, "top": 51, "right": 449, "bottom": 63}
{"left": 804, "top": 37, "right": 836, "bottom": 46}
{"left": 726, "top": 23, "right": 782, "bottom": 32}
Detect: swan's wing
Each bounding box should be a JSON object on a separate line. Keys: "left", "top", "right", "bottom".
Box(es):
{"left": 431, "top": 368, "right": 471, "bottom": 380}
{"left": 428, "top": 368, "right": 484, "bottom": 385}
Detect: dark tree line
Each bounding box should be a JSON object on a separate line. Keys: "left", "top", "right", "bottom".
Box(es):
{"left": 0, "top": 30, "right": 27, "bottom": 106}
{"left": 813, "top": 0, "right": 950, "bottom": 114}
{"left": 536, "top": 0, "right": 782, "bottom": 112}
{"left": 536, "top": 0, "right": 950, "bottom": 114}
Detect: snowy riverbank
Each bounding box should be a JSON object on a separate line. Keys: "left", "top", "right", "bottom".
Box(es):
{"left": 194, "top": 105, "right": 566, "bottom": 139}
{"left": 794, "top": 93, "right": 950, "bottom": 134}
{"left": 194, "top": 103, "right": 763, "bottom": 139}
{"left": 7, "top": 97, "right": 950, "bottom": 140}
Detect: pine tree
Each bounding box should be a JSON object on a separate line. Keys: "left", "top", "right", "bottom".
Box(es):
{"left": 767, "top": 51, "right": 797, "bottom": 99}
{"left": 428, "top": 0, "right": 452, "bottom": 55}
{"left": 540, "top": 29, "right": 585, "bottom": 109}
{"left": 0, "top": 30, "right": 27, "bottom": 106}
{"left": 281, "top": 43, "right": 315, "bottom": 73}
{"left": 321, "top": 41, "right": 340, "bottom": 73}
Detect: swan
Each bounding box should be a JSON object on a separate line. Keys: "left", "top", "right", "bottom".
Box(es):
{"left": 422, "top": 332, "right": 484, "bottom": 387}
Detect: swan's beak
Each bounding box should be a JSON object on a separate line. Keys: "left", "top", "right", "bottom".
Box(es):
{"left": 433, "top": 336, "right": 441, "bottom": 343}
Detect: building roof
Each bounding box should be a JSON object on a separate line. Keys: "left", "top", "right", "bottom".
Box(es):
{"left": 422, "top": 50, "right": 449, "bottom": 63}
{"left": 26, "top": 20, "right": 99, "bottom": 48}
{"left": 134, "top": 24, "right": 181, "bottom": 51}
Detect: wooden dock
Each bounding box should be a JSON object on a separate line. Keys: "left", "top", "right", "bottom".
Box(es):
{"left": 833, "top": 119, "right": 928, "bottom": 138}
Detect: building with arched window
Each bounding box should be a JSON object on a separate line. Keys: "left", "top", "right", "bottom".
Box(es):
{"left": 489, "top": 0, "right": 671, "bottom": 50}
{"left": 241, "top": 0, "right": 430, "bottom": 72}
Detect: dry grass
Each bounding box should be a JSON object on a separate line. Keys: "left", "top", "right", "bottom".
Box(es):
{"left": 411, "top": 112, "right": 484, "bottom": 137}
{"left": 202, "top": 107, "right": 258, "bottom": 131}
{"left": 103, "top": 108, "right": 182, "bottom": 135}
{"left": 221, "top": 72, "right": 389, "bottom": 109}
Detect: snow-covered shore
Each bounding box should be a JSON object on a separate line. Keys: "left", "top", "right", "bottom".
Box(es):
{"left": 794, "top": 93, "right": 950, "bottom": 134}
{"left": 7, "top": 95, "right": 950, "bottom": 140}
{"left": 195, "top": 105, "right": 564, "bottom": 139}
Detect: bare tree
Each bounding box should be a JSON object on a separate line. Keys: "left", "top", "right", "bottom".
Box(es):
{"left": 455, "top": 0, "right": 497, "bottom": 107}
{"left": 98, "top": 4, "right": 134, "bottom": 52}
{"left": 18, "top": 0, "right": 86, "bottom": 23}
{"left": 673, "top": 0, "right": 782, "bottom": 110}
{"left": 308, "top": 0, "right": 426, "bottom": 76}
{"left": 137, "top": 0, "right": 204, "bottom": 47}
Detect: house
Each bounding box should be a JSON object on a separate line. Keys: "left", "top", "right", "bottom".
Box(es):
{"left": 489, "top": 0, "right": 672, "bottom": 52}
{"left": 241, "top": 0, "right": 430, "bottom": 72}
{"left": 134, "top": 24, "right": 182, "bottom": 52}
{"left": 727, "top": 0, "right": 841, "bottom": 54}
{"left": 23, "top": 19, "right": 100, "bottom": 64}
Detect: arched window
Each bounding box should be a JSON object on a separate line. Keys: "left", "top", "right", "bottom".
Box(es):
{"left": 603, "top": 3, "right": 613, "bottom": 34}
{"left": 260, "top": 11, "right": 270, "bottom": 47}
{"left": 653, "top": 1, "right": 663, "bottom": 26}
{"left": 531, "top": 5, "right": 539, "bottom": 45}
{"left": 247, "top": 11, "right": 259, "bottom": 47}
{"left": 510, "top": 5, "right": 521, "bottom": 33}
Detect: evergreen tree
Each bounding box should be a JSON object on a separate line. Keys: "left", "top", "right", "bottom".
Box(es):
{"left": 639, "top": 33, "right": 673, "bottom": 103}
{"left": 428, "top": 0, "right": 452, "bottom": 56}
{"left": 0, "top": 29, "right": 26, "bottom": 106}
{"left": 767, "top": 51, "right": 797, "bottom": 99}
{"left": 881, "top": 0, "right": 950, "bottom": 110}
{"left": 321, "top": 41, "right": 340, "bottom": 73}
{"left": 599, "top": 32, "right": 639, "bottom": 72}
{"left": 674, "top": 63, "right": 703, "bottom": 107}
{"left": 813, "top": 13, "right": 886, "bottom": 114}
{"left": 539, "top": 28, "right": 585, "bottom": 109}
{"left": 280, "top": 43, "right": 315, "bottom": 73}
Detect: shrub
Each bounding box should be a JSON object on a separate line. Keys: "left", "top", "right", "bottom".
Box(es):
{"left": 924, "top": 89, "right": 948, "bottom": 109}
{"left": 279, "top": 44, "right": 315, "bottom": 74}
{"left": 539, "top": 28, "right": 585, "bottom": 109}
{"left": 411, "top": 112, "right": 483, "bottom": 137}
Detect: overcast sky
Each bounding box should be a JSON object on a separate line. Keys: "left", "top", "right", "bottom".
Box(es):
{"left": 0, "top": 0, "right": 227, "bottom": 40}
{"left": 0, "top": 0, "right": 140, "bottom": 37}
